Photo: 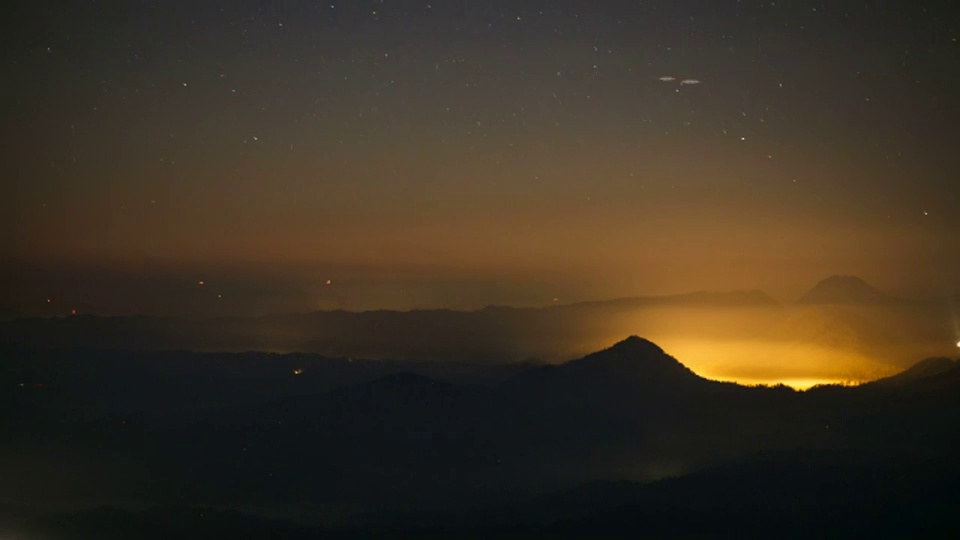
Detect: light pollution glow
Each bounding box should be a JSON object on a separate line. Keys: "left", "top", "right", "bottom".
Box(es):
{"left": 661, "top": 339, "right": 891, "bottom": 389}
{"left": 3, "top": 0, "right": 959, "bottom": 392}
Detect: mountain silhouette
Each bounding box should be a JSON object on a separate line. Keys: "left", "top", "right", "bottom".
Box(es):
{"left": 560, "top": 336, "right": 705, "bottom": 384}
{"left": 0, "top": 290, "right": 782, "bottom": 363}
{"left": 8, "top": 337, "right": 960, "bottom": 538}
{"left": 797, "top": 275, "right": 892, "bottom": 305}
{"left": 496, "top": 337, "right": 734, "bottom": 479}
{"left": 6, "top": 284, "right": 954, "bottom": 372}
{"left": 503, "top": 336, "right": 710, "bottom": 398}
{"left": 871, "top": 357, "right": 960, "bottom": 387}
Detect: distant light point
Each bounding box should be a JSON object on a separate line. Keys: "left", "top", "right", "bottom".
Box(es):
{"left": 326, "top": 279, "right": 332, "bottom": 286}
{"left": 198, "top": 280, "right": 205, "bottom": 286}
{"left": 46, "top": 298, "right": 52, "bottom": 304}
{"left": 70, "top": 309, "right": 77, "bottom": 316}
{"left": 293, "top": 368, "right": 304, "bottom": 376}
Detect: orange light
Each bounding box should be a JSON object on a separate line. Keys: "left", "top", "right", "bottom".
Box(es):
{"left": 198, "top": 280, "right": 205, "bottom": 286}
{"left": 325, "top": 279, "right": 332, "bottom": 286}
{"left": 293, "top": 368, "right": 304, "bottom": 376}
{"left": 70, "top": 309, "right": 77, "bottom": 316}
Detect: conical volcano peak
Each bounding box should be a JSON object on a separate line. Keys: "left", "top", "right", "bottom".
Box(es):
{"left": 574, "top": 336, "right": 687, "bottom": 371}
{"left": 798, "top": 275, "right": 890, "bottom": 305}
{"left": 556, "top": 336, "right": 705, "bottom": 388}
{"left": 606, "top": 336, "right": 666, "bottom": 356}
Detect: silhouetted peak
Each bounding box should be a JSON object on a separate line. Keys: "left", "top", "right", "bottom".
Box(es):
{"left": 606, "top": 336, "right": 666, "bottom": 357}
{"left": 501, "top": 337, "right": 705, "bottom": 396}
{"left": 582, "top": 337, "right": 672, "bottom": 370}
{"left": 566, "top": 336, "right": 702, "bottom": 384}
{"left": 798, "top": 275, "right": 889, "bottom": 305}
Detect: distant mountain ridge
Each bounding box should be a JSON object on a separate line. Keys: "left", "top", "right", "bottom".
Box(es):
{"left": 797, "top": 275, "right": 893, "bottom": 305}
{"left": 556, "top": 290, "right": 781, "bottom": 309}
{"left": 2, "top": 277, "right": 953, "bottom": 370}
{"left": 0, "top": 289, "right": 785, "bottom": 363}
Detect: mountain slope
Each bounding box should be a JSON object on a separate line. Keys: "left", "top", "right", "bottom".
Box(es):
{"left": 871, "top": 357, "right": 960, "bottom": 387}
{"left": 502, "top": 336, "right": 715, "bottom": 399}
{"left": 797, "top": 275, "right": 892, "bottom": 305}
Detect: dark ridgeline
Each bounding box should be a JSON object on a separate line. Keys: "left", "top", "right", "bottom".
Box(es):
{"left": 1, "top": 277, "right": 955, "bottom": 370}
{"left": 3, "top": 336, "right": 960, "bottom": 538}
{"left": 0, "top": 290, "right": 782, "bottom": 363}
{"left": 872, "top": 357, "right": 959, "bottom": 386}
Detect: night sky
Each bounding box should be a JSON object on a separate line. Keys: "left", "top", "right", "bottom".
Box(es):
{"left": 5, "top": 0, "right": 959, "bottom": 316}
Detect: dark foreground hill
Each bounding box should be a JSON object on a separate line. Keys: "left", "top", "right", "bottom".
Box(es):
{"left": 2, "top": 337, "right": 959, "bottom": 538}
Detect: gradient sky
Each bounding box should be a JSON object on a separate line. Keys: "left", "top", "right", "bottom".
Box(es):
{"left": 4, "top": 0, "right": 959, "bottom": 316}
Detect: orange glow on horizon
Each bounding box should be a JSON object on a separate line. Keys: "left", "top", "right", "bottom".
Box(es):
{"left": 704, "top": 375, "right": 863, "bottom": 391}
{"left": 649, "top": 338, "right": 894, "bottom": 390}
